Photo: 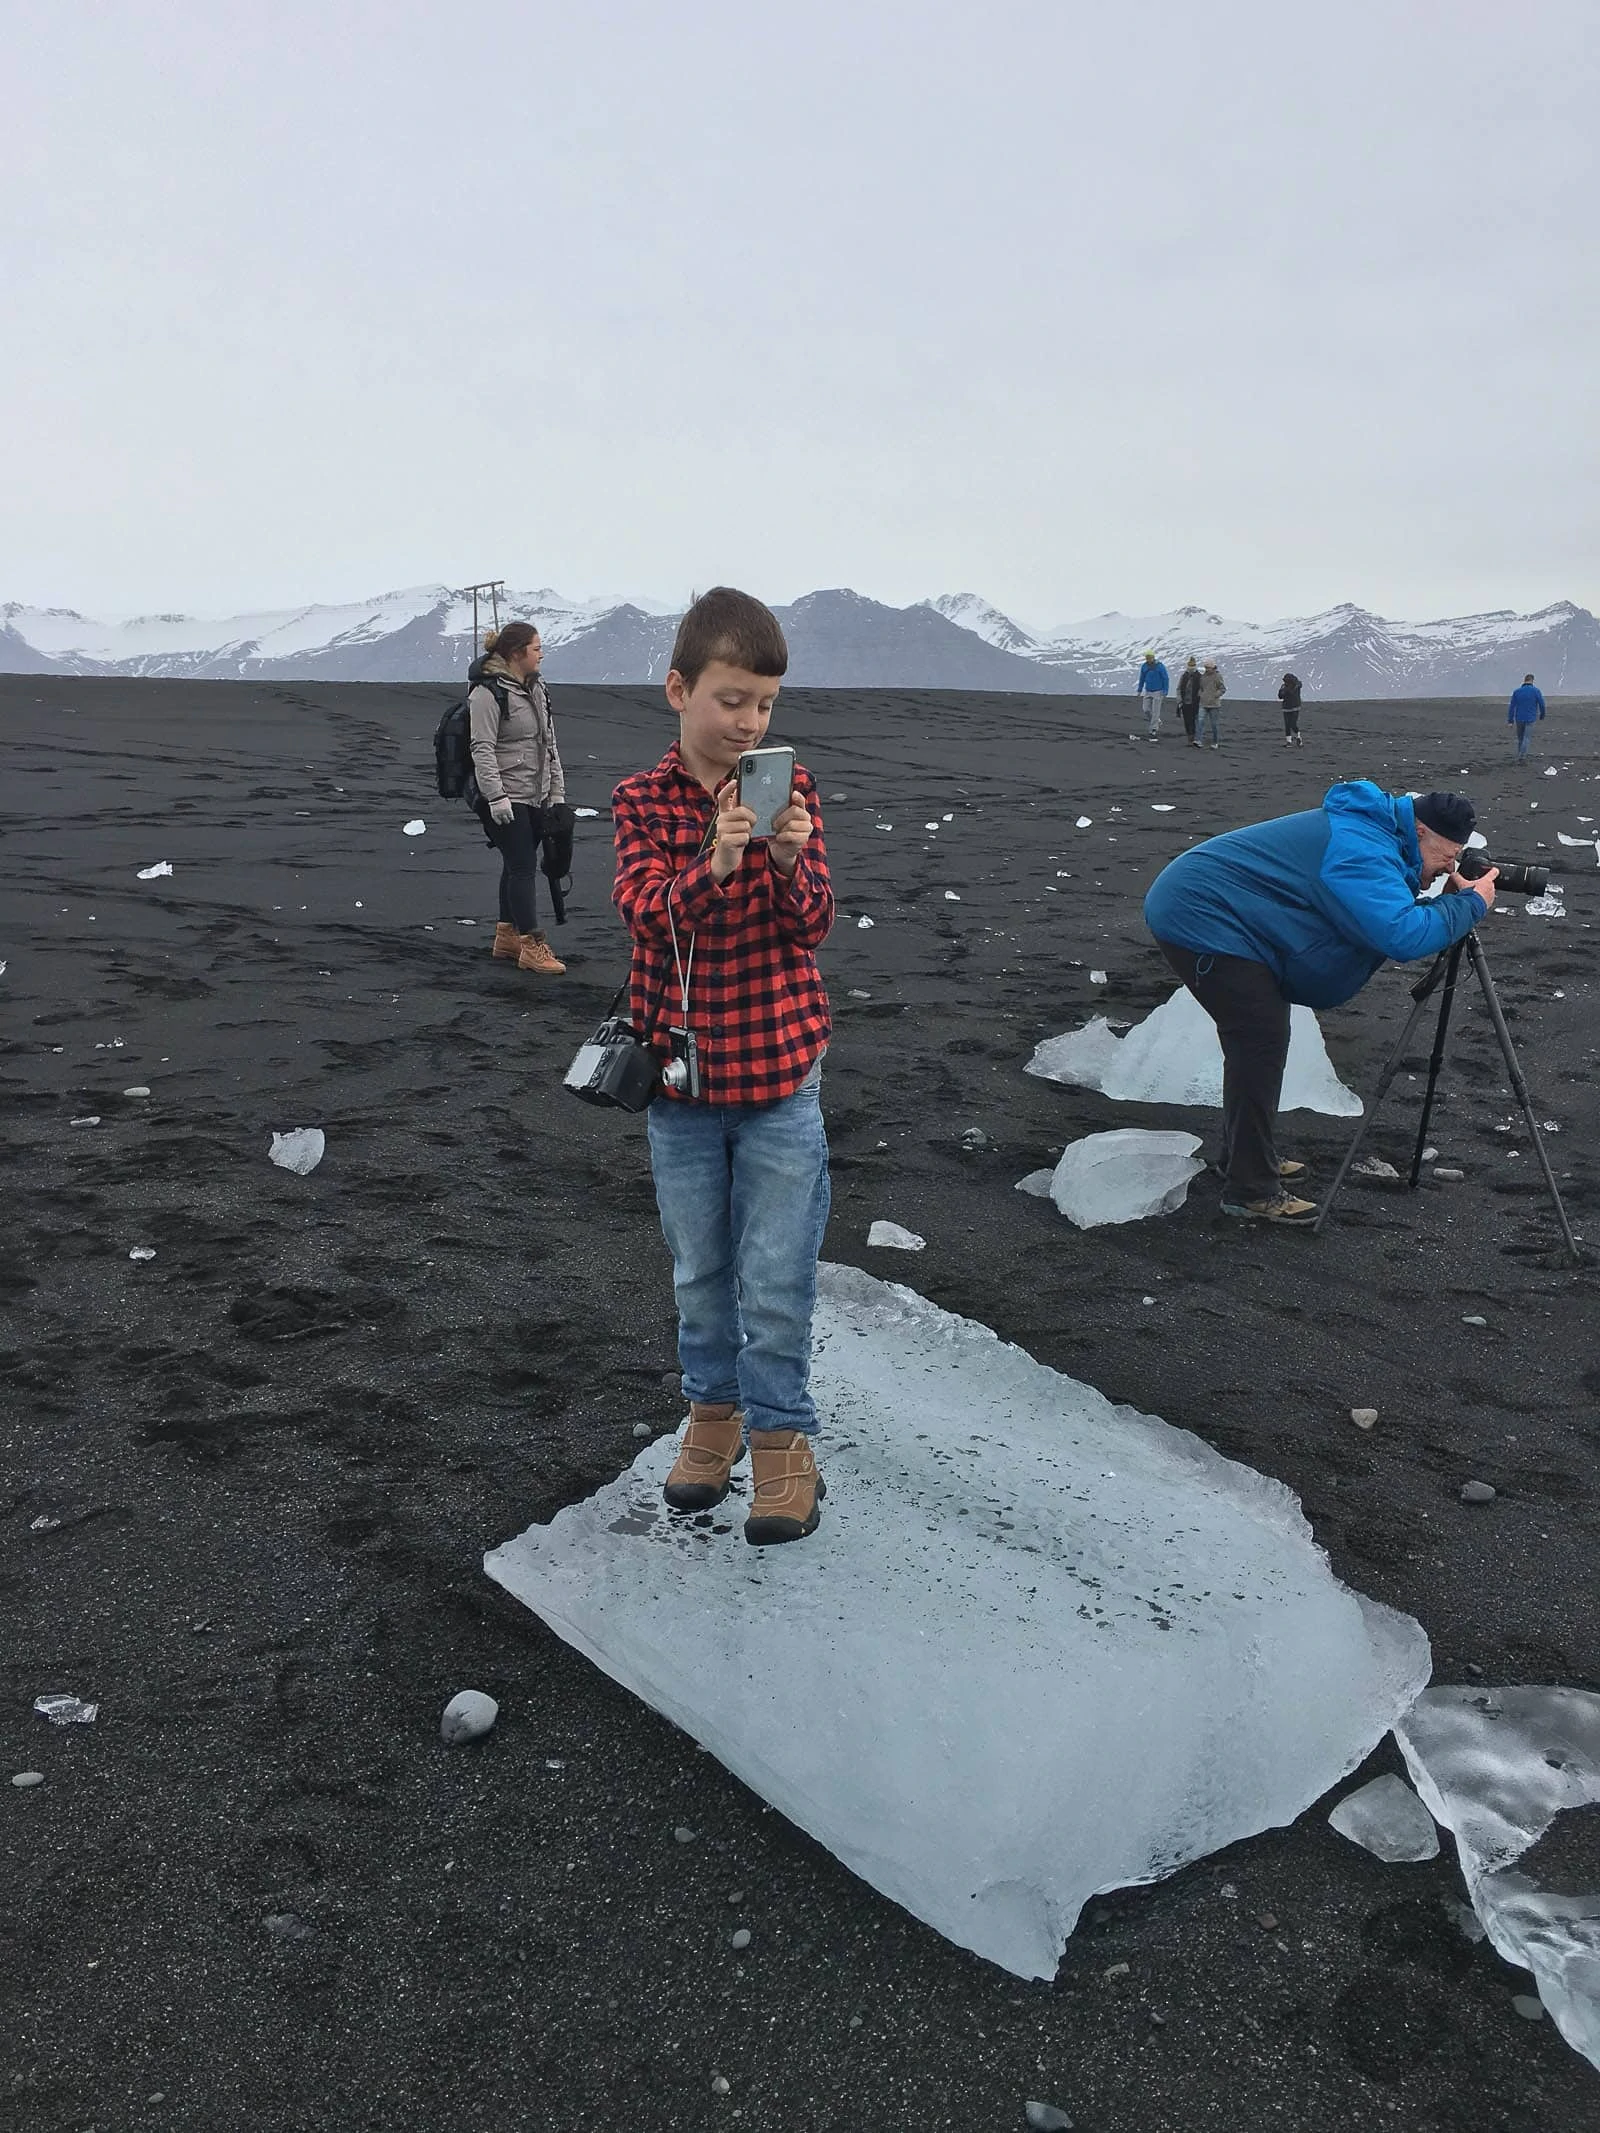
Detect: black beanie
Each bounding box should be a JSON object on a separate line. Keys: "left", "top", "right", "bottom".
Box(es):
{"left": 1412, "top": 791, "right": 1476, "bottom": 844}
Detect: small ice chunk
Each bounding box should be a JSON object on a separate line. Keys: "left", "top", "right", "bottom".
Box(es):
{"left": 486, "top": 1263, "right": 1430, "bottom": 1980}
{"left": 128, "top": 1247, "right": 156, "bottom": 1262}
{"left": 1027, "top": 989, "right": 1361, "bottom": 1116}
{"left": 34, "top": 1694, "right": 98, "bottom": 1725}
{"left": 269, "top": 1128, "right": 325, "bottom": 1175}
{"left": 1089, "top": 970, "right": 1107, "bottom": 985}
{"left": 1352, "top": 1156, "right": 1399, "bottom": 1179}
{"left": 1015, "top": 1170, "right": 1056, "bottom": 1197}
{"left": 942, "top": 813, "right": 953, "bottom": 822}
{"left": 574, "top": 806, "right": 601, "bottom": 819}
{"left": 1151, "top": 803, "right": 1175, "bottom": 812}
{"left": 70, "top": 1116, "right": 100, "bottom": 1127}
{"left": 402, "top": 819, "right": 426, "bottom": 836}
{"left": 1327, "top": 1773, "right": 1439, "bottom": 1862}
{"left": 1543, "top": 766, "right": 1558, "bottom": 777}
{"left": 1524, "top": 895, "right": 1566, "bottom": 917}
{"left": 135, "top": 862, "right": 173, "bottom": 879}
{"left": 944, "top": 891, "right": 962, "bottom": 901}
{"left": 874, "top": 823, "right": 893, "bottom": 832}
{"left": 1047, "top": 1130, "right": 1205, "bottom": 1228}
{"left": 867, "top": 1221, "right": 926, "bottom": 1250}
{"left": 924, "top": 821, "right": 940, "bottom": 831}
{"left": 1396, "top": 1686, "right": 1600, "bottom": 2071}
{"left": 440, "top": 1689, "right": 499, "bottom": 1744}
{"left": 1075, "top": 816, "right": 1092, "bottom": 828}
{"left": 123, "top": 1086, "right": 151, "bottom": 1098}
{"left": 857, "top": 916, "right": 875, "bottom": 929}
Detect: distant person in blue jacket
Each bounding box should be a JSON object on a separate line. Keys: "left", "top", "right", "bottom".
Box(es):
{"left": 1144, "top": 785, "right": 1497, "bottom": 1224}
{"left": 1134, "top": 651, "right": 1170, "bottom": 741}
{"left": 1508, "top": 674, "right": 1545, "bottom": 762}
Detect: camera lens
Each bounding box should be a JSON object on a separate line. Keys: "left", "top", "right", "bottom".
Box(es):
{"left": 662, "top": 1058, "right": 687, "bottom": 1091}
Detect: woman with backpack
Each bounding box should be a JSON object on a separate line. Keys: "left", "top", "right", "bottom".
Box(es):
{"left": 470, "top": 623, "right": 568, "bottom": 976}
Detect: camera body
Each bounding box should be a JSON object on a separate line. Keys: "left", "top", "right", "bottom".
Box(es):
{"left": 1457, "top": 851, "right": 1548, "bottom": 897}
{"left": 661, "top": 1026, "right": 702, "bottom": 1099}
{"left": 563, "top": 1017, "right": 661, "bottom": 1112}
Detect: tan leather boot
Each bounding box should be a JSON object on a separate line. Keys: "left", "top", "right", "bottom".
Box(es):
{"left": 517, "top": 931, "right": 568, "bottom": 975}
{"left": 745, "top": 1430, "right": 825, "bottom": 1546}
{"left": 491, "top": 922, "right": 522, "bottom": 960}
{"left": 663, "top": 1402, "right": 746, "bottom": 1511}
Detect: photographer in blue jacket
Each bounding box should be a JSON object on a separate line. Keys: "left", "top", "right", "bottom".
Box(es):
{"left": 1144, "top": 785, "right": 1497, "bottom": 1224}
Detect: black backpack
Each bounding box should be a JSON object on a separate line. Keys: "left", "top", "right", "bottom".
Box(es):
{"left": 433, "top": 663, "right": 510, "bottom": 803}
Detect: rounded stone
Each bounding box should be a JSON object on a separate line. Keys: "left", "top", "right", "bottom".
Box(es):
{"left": 1460, "top": 1481, "right": 1497, "bottom": 1505}
{"left": 11, "top": 1771, "right": 45, "bottom": 1788}
{"left": 440, "top": 1689, "right": 499, "bottom": 1744}
{"left": 730, "top": 1928, "right": 752, "bottom": 1951}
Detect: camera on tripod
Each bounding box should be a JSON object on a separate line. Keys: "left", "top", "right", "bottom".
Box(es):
{"left": 1457, "top": 851, "right": 1548, "bottom": 897}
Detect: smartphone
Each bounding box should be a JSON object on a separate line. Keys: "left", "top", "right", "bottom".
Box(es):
{"left": 736, "top": 746, "right": 796, "bottom": 835}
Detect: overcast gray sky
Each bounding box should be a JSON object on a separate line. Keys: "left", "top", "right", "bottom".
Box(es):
{"left": 4, "top": 0, "right": 1594, "bottom": 626}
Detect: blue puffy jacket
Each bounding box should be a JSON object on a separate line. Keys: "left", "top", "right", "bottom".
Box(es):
{"left": 1137, "top": 660, "right": 1170, "bottom": 694}
{"left": 1143, "top": 780, "right": 1487, "bottom": 1008}
{"left": 1508, "top": 683, "right": 1545, "bottom": 724}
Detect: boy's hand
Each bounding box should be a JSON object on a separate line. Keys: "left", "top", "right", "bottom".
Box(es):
{"left": 768, "top": 791, "right": 814, "bottom": 878}
{"left": 710, "top": 783, "right": 758, "bottom": 882}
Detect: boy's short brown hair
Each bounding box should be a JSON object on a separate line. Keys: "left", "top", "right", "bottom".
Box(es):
{"left": 668, "top": 586, "right": 789, "bottom": 690}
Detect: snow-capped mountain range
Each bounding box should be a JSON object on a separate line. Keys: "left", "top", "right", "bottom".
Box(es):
{"left": 3, "top": 584, "right": 1596, "bottom": 698}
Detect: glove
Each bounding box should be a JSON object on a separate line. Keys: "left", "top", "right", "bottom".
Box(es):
{"left": 488, "top": 798, "right": 514, "bottom": 826}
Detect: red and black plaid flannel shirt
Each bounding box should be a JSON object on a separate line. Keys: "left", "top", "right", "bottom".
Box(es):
{"left": 612, "top": 745, "right": 834, "bottom": 1105}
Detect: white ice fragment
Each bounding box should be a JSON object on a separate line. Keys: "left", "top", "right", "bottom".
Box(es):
{"left": 440, "top": 1689, "right": 499, "bottom": 1744}
{"left": 1089, "top": 970, "right": 1108, "bottom": 985}
{"left": 128, "top": 1247, "right": 156, "bottom": 1262}
{"left": 874, "top": 823, "right": 894, "bottom": 832}
{"left": 867, "top": 1222, "right": 925, "bottom": 1250}
{"left": 402, "top": 819, "right": 426, "bottom": 836}
{"left": 1151, "top": 804, "right": 1175, "bottom": 812}
{"left": 944, "top": 891, "right": 962, "bottom": 901}
{"left": 1075, "top": 816, "right": 1092, "bottom": 828}
{"left": 135, "top": 862, "right": 173, "bottom": 879}
{"left": 269, "top": 1128, "right": 325, "bottom": 1175}
{"left": 0, "top": 962, "right": 7, "bottom": 977}
{"left": 857, "top": 916, "right": 875, "bottom": 930}
{"left": 924, "top": 822, "right": 940, "bottom": 831}
{"left": 1015, "top": 1170, "right": 1056, "bottom": 1198}
{"left": 1047, "top": 1130, "right": 1205, "bottom": 1228}
{"left": 942, "top": 813, "right": 953, "bottom": 822}
{"left": 1027, "top": 989, "right": 1361, "bottom": 1116}
{"left": 123, "top": 1086, "right": 151, "bottom": 1098}
{"left": 1396, "top": 1686, "right": 1600, "bottom": 2070}
{"left": 1544, "top": 766, "right": 1558, "bottom": 777}
{"left": 34, "top": 1694, "right": 98, "bottom": 1725}
{"left": 70, "top": 1116, "right": 100, "bottom": 1127}
{"left": 486, "top": 1263, "right": 1431, "bottom": 1979}
{"left": 1524, "top": 896, "right": 1566, "bottom": 917}
{"left": 1327, "top": 1773, "right": 1439, "bottom": 1862}
{"left": 574, "top": 806, "right": 601, "bottom": 819}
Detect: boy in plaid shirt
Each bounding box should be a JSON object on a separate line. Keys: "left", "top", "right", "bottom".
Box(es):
{"left": 612, "top": 588, "right": 835, "bottom": 1544}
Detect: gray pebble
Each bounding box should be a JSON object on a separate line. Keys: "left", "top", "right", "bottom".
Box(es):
{"left": 11, "top": 1771, "right": 45, "bottom": 1788}
{"left": 710, "top": 2072, "right": 731, "bottom": 2095}
{"left": 1512, "top": 1993, "right": 1545, "bottom": 2021}
{"left": 1102, "top": 1960, "right": 1130, "bottom": 1980}
{"left": 961, "top": 1127, "right": 989, "bottom": 1149}
{"left": 673, "top": 1825, "right": 697, "bottom": 1844}
{"left": 1433, "top": 1167, "right": 1466, "bottom": 1182}
{"left": 727, "top": 1889, "right": 744, "bottom": 1903}
{"left": 632, "top": 1423, "right": 653, "bottom": 1439}
{"left": 730, "top": 1928, "right": 752, "bottom": 1950}
{"left": 440, "top": 1689, "right": 499, "bottom": 1744}
{"left": 263, "top": 1912, "right": 314, "bottom": 1941}
{"left": 1025, "top": 2104, "right": 1074, "bottom": 2131}
{"left": 1461, "top": 1314, "right": 1488, "bottom": 1326}
{"left": 1460, "top": 1481, "right": 1497, "bottom": 1505}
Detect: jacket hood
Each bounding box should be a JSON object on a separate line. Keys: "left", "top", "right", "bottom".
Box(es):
{"left": 1323, "top": 779, "right": 1420, "bottom": 865}
{"left": 468, "top": 651, "right": 531, "bottom": 690}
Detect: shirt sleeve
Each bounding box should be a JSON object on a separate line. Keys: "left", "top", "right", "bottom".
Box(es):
{"left": 768, "top": 797, "right": 835, "bottom": 948}
{"left": 612, "top": 786, "right": 724, "bottom": 943}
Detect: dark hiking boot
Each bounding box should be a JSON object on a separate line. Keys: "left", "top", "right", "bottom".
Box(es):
{"left": 745, "top": 1431, "right": 825, "bottom": 1545}
{"left": 663, "top": 1403, "right": 745, "bottom": 1511}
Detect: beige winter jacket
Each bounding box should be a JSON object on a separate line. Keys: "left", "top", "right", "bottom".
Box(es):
{"left": 469, "top": 657, "right": 565, "bottom": 808}
{"left": 1198, "top": 668, "right": 1227, "bottom": 710}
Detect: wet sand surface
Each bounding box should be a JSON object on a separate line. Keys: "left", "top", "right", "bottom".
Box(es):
{"left": 4, "top": 673, "right": 1598, "bottom": 2129}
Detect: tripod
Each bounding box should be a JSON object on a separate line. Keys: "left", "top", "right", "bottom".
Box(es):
{"left": 1314, "top": 933, "right": 1582, "bottom": 1262}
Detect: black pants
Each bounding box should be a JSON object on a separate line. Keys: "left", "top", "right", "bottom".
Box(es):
{"left": 1154, "top": 941, "right": 1290, "bottom": 1202}
{"left": 1180, "top": 700, "right": 1198, "bottom": 740}
{"left": 487, "top": 804, "right": 540, "bottom": 934}
{"left": 1282, "top": 706, "right": 1301, "bottom": 738}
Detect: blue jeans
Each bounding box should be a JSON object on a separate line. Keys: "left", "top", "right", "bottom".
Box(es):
{"left": 646, "top": 1064, "right": 830, "bottom": 1436}
{"left": 1200, "top": 705, "right": 1222, "bottom": 745}
{"left": 1515, "top": 721, "right": 1533, "bottom": 760}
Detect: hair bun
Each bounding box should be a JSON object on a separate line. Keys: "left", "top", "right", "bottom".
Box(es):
{"left": 482, "top": 628, "right": 501, "bottom": 654}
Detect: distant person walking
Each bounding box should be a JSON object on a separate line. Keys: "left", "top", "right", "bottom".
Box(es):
{"left": 470, "top": 622, "right": 569, "bottom": 975}
{"left": 1177, "top": 656, "right": 1202, "bottom": 746}
{"left": 1277, "top": 672, "right": 1304, "bottom": 746}
{"left": 1508, "top": 674, "right": 1545, "bottom": 763}
{"left": 1198, "top": 659, "right": 1227, "bottom": 748}
{"left": 1135, "top": 652, "right": 1171, "bottom": 740}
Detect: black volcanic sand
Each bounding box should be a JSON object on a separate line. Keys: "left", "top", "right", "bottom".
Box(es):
{"left": 4, "top": 674, "right": 1598, "bottom": 2132}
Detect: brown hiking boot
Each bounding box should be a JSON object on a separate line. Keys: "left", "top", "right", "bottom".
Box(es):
{"left": 745, "top": 1430, "right": 825, "bottom": 1546}
{"left": 517, "top": 931, "right": 567, "bottom": 975}
{"left": 492, "top": 921, "right": 522, "bottom": 960}
{"left": 1220, "top": 1191, "right": 1318, "bottom": 1225}
{"left": 663, "top": 1402, "right": 746, "bottom": 1511}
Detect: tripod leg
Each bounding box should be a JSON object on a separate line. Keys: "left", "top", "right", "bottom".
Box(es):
{"left": 1408, "top": 941, "right": 1465, "bottom": 1185}
{"left": 1313, "top": 974, "right": 1450, "bottom": 1237}
{"left": 1464, "top": 936, "right": 1583, "bottom": 1264}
